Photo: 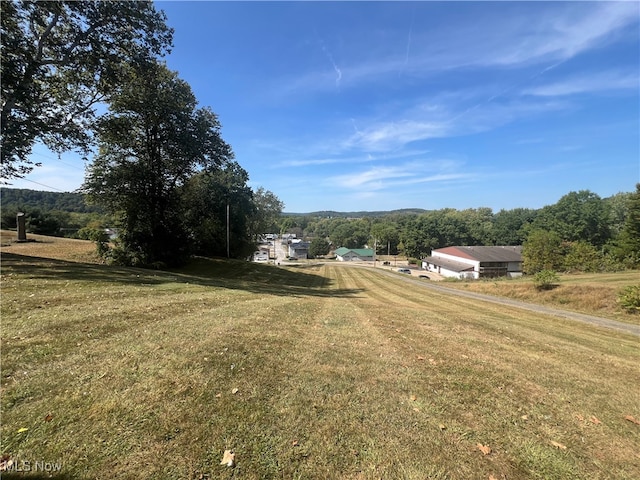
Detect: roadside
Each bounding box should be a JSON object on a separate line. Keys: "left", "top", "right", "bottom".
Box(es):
{"left": 395, "top": 270, "right": 640, "bottom": 337}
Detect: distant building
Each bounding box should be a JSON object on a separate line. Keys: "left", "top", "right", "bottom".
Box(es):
{"left": 422, "top": 246, "right": 523, "bottom": 279}
{"left": 288, "top": 241, "right": 310, "bottom": 259}
{"left": 334, "top": 247, "right": 375, "bottom": 262}
{"left": 253, "top": 250, "right": 269, "bottom": 262}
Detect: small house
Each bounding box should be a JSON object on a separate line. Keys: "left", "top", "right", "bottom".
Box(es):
{"left": 288, "top": 240, "right": 310, "bottom": 259}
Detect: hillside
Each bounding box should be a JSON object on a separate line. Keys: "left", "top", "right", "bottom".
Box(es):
{"left": 1, "top": 236, "right": 639, "bottom": 479}
{"left": 0, "top": 187, "right": 103, "bottom": 213}
{"left": 283, "top": 208, "right": 429, "bottom": 218}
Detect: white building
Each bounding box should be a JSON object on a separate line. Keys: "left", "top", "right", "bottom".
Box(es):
{"left": 422, "top": 246, "right": 523, "bottom": 279}
{"left": 253, "top": 250, "right": 269, "bottom": 262}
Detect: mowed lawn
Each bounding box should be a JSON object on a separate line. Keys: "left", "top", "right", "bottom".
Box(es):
{"left": 1, "top": 240, "right": 639, "bottom": 479}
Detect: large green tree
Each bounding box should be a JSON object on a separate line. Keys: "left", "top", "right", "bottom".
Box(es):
{"left": 183, "top": 163, "right": 260, "bottom": 259}
{"left": 613, "top": 183, "right": 640, "bottom": 267}
{"left": 1, "top": 0, "right": 173, "bottom": 179}
{"left": 522, "top": 229, "right": 564, "bottom": 274}
{"left": 492, "top": 208, "right": 537, "bottom": 245}
{"left": 83, "top": 62, "right": 233, "bottom": 266}
{"left": 251, "top": 187, "right": 284, "bottom": 239}
{"left": 370, "top": 221, "right": 400, "bottom": 255}
{"left": 330, "top": 219, "right": 370, "bottom": 249}
{"left": 308, "top": 237, "right": 331, "bottom": 258}
{"left": 533, "top": 190, "right": 611, "bottom": 246}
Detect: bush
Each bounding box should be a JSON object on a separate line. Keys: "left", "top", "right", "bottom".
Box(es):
{"left": 617, "top": 285, "right": 640, "bottom": 313}
{"left": 532, "top": 270, "right": 560, "bottom": 290}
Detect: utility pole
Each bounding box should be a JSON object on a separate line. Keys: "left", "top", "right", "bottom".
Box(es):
{"left": 373, "top": 238, "right": 377, "bottom": 267}
{"left": 226, "top": 203, "right": 230, "bottom": 258}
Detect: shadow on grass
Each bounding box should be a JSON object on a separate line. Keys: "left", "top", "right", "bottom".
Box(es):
{"left": 1, "top": 253, "right": 363, "bottom": 298}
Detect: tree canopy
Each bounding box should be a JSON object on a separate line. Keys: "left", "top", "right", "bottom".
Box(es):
{"left": 1, "top": 0, "right": 173, "bottom": 179}
{"left": 83, "top": 61, "right": 234, "bottom": 266}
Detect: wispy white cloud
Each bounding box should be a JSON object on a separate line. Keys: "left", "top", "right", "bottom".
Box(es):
{"left": 277, "top": 2, "right": 638, "bottom": 97}
{"left": 275, "top": 147, "right": 432, "bottom": 169}
{"left": 523, "top": 70, "right": 639, "bottom": 97}
{"left": 326, "top": 161, "right": 474, "bottom": 194}
{"left": 343, "top": 95, "right": 569, "bottom": 152}
{"left": 346, "top": 120, "right": 450, "bottom": 151}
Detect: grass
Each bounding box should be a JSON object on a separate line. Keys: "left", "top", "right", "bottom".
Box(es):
{"left": 441, "top": 272, "right": 640, "bottom": 325}
{"left": 1, "top": 237, "right": 639, "bottom": 479}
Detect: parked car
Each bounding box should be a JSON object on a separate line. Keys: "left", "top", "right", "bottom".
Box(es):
{"left": 397, "top": 268, "right": 411, "bottom": 274}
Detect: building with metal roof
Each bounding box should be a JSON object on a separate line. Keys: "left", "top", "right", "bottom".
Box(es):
{"left": 422, "top": 246, "right": 523, "bottom": 279}
{"left": 335, "top": 247, "right": 375, "bottom": 262}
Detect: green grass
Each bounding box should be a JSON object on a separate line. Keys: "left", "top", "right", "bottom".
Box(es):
{"left": 1, "top": 249, "right": 639, "bottom": 479}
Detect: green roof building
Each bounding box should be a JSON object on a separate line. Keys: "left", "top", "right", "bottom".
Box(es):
{"left": 334, "top": 247, "right": 375, "bottom": 262}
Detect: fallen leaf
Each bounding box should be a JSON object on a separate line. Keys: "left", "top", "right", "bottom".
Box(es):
{"left": 575, "top": 414, "right": 585, "bottom": 421}
{"left": 215, "top": 393, "right": 222, "bottom": 398}
{"left": 231, "top": 388, "right": 239, "bottom": 395}
{"left": 477, "top": 443, "right": 492, "bottom": 455}
{"left": 0, "top": 455, "right": 14, "bottom": 472}
{"left": 416, "top": 355, "right": 425, "bottom": 361}
{"left": 44, "top": 413, "right": 53, "bottom": 422}
{"left": 17, "top": 427, "right": 28, "bottom": 433}
{"left": 438, "top": 424, "right": 446, "bottom": 430}
{"left": 624, "top": 415, "right": 640, "bottom": 425}
{"left": 220, "top": 450, "right": 235, "bottom": 467}
{"left": 590, "top": 416, "right": 602, "bottom": 425}
{"left": 413, "top": 407, "right": 420, "bottom": 412}
{"left": 410, "top": 395, "right": 417, "bottom": 402}
{"left": 292, "top": 440, "right": 299, "bottom": 447}
{"left": 489, "top": 475, "right": 498, "bottom": 480}
{"left": 550, "top": 441, "right": 567, "bottom": 450}
{"left": 520, "top": 415, "right": 528, "bottom": 421}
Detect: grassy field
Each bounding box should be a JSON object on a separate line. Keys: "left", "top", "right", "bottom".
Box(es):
{"left": 1, "top": 236, "right": 639, "bottom": 479}
{"left": 440, "top": 273, "right": 640, "bottom": 325}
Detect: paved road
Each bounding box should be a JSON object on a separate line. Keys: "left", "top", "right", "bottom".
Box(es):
{"left": 369, "top": 265, "right": 640, "bottom": 337}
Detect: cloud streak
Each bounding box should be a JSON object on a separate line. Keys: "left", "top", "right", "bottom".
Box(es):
{"left": 523, "top": 70, "right": 639, "bottom": 97}
{"left": 326, "top": 161, "right": 474, "bottom": 193}
{"left": 278, "top": 2, "right": 638, "bottom": 97}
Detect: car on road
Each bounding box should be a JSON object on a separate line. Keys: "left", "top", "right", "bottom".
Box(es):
{"left": 397, "top": 268, "right": 411, "bottom": 274}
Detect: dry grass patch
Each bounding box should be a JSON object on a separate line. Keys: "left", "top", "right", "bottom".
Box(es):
{"left": 444, "top": 272, "right": 640, "bottom": 325}
{"left": 1, "top": 229, "right": 100, "bottom": 264}
{"left": 1, "top": 248, "right": 639, "bottom": 479}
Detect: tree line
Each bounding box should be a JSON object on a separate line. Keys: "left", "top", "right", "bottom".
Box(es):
{"left": 1, "top": 1, "right": 282, "bottom": 267}
{"left": 281, "top": 187, "right": 640, "bottom": 272}
{"left": 1, "top": 188, "right": 103, "bottom": 213}
{"left": 2, "top": 3, "right": 637, "bottom": 272}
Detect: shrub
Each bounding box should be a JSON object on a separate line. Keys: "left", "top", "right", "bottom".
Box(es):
{"left": 617, "top": 285, "right": 640, "bottom": 313}
{"left": 532, "top": 270, "right": 560, "bottom": 290}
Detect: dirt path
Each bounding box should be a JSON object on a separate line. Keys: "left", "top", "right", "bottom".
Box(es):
{"left": 352, "top": 265, "right": 640, "bottom": 337}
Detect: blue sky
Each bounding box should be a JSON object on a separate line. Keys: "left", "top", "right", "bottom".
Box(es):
{"left": 10, "top": 1, "right": 640, "bottom": 213}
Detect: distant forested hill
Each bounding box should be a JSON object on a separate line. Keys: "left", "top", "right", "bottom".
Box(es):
{"left": 284, "top": 208, "right": 429, "bottom": 218}
{"left": 0, "top": 188, "right": 103, "bottom": 213}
